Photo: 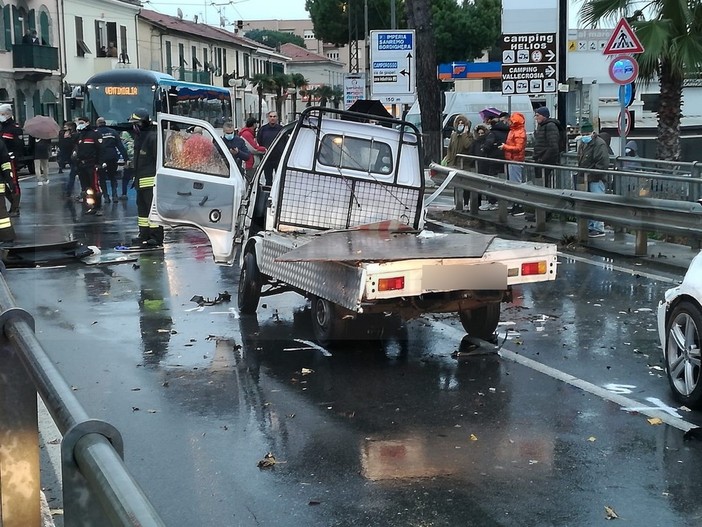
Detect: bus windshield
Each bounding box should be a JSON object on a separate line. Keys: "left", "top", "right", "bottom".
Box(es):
{"left": 83, "top": 70, "right": 232, "bottom": 129}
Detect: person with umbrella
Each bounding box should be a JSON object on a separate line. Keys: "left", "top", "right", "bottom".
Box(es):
{"left": 0, "top": 139, "right": 16, "bottom": 246}
{"left": 23, "top": 115, "right": 60, "bottom": 186}
{"left": 0, "top": 104, "right": 23, "bottom": 217}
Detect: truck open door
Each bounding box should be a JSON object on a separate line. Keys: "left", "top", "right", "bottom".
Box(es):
{"left": 150, "top": 114, "right": 246, "bottom": 265}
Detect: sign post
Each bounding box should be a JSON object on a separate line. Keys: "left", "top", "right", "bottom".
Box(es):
{"left": 343, "top": 73, "right": 366, "bottom": 110}
{"left": 500, "top": 32, "right": 558, "bottom": 95}
{"left": 369, "top": 30, "right": 416, "bottom": 105}
{"left": 603, "top": 18, "right": 644, "bottom": 156}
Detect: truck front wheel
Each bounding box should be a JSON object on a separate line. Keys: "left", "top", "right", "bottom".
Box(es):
{"left": 311, "top": 296, "right": 346, "bottom": 346}
{"left": 238, "top": 251, "right": 261, "bottom": 314}
{"left": 459, "top": 303, "right": 500, "bottom": 339}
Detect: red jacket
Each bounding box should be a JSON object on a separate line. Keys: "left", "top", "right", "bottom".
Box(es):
{"left": 501, "top": 112, "right": 526, "bottom": 162}
{"left": 239, "top": 126, "right": 266, "bottom": 170}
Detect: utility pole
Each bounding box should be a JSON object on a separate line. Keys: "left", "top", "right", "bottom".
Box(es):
{"left": 557, "top": 0, "right": 568, "bottom": 128}
{"left": 391, "top": 0, "right": 396, "bottom": 29}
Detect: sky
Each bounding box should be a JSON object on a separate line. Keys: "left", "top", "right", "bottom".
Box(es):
{"left": 142, "top": 1, "right": 592, "bottom": 31}
{"left": 141, "top": 0, "right": 311, "bottom": 25}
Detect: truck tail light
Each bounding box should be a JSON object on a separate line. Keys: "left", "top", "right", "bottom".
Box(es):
{"left": 378, "top": 276, "right": 405, "bottom": 291}
{"left": 521, "top": 261, "right": 548, "bottom": 276}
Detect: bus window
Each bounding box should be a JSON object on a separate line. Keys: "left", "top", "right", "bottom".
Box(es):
{"left": 84, "top": 85, "right": 155, "bottom": 127}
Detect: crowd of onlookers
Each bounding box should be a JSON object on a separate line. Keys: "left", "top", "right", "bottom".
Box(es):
{"left": 443, "top": 105, "right": 640, "bottom": 238}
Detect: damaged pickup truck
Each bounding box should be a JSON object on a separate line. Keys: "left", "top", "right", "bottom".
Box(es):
{"left": 150, "top": 107, "right": 557, "bottom": 345}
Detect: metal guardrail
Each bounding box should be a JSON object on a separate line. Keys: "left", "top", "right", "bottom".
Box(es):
{"left": 0, "top": 265, "right": 165, "bottom": 527}
{"left": 429, "top": 159, "right": 702, "bottom": 256}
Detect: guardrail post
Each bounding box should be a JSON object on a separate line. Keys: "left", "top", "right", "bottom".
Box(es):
{"left": 634, "top": 230, "right": 648, "bottom": 256}
{"left": 0, "top": 308, "right": 40, "bottom": 527}
{"left": 453, "top": 188, "right": 464, "bottom": 211}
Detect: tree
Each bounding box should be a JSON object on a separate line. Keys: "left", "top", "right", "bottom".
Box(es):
{"left": 290, "top": 73, "right": 309, "bottom": 119}
{"left": 580, "top": 0, "right": 702, "bottom": 161}
{"left": 405, "top": 0, "right": 441, "bottom": 165}
{"left": 271, "top": 73, "right": 292, "bottom": 120}
{"left": 244, "top": 29, "right": 305, "bottom": 49}
{"left": 306, "top": 0, "right": 405, "bottom": 46}
{"left": 251, "top": 73, "right": 278, "bottom": 123}
{"left": 313, "top": 85, "right": 336, "bottom": 107}
{"left": 431, "top": 0, "right": 502, "bottom": 64}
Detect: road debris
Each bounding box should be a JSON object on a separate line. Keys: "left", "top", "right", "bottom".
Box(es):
{"left": 190, "top": 291, "right": 232, "bottom": 306}
{"left": 604, "top": 505, "right": 619, "bottom": 520}
{"left": 257, "top": 452, "right": 277, "bottom": 468}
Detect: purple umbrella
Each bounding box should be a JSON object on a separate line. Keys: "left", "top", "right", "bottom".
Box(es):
{"left": 23, "top": 116, "right": 60, "bottom": 140}
{"left": 479, "top": 107, "right": 503, "bottom": 122}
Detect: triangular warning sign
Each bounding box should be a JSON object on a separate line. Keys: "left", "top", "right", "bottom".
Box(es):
{"left": 603, "top": 18, "right": 645, "bottom": 55}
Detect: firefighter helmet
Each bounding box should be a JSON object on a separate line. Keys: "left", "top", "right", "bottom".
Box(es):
{"left": 129, "top": 108, "right": 150, "bottom": 125}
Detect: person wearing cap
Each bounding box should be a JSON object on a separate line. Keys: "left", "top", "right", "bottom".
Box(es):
{"left": 73, "top": 116, "right": 103, "bottom": 215}
{"left": 95, "top": 117, "right": 128, "bottom": 203}
{"left": 0, "top": 103, "right": 23, "bottom": 216}
{"left": 533, "top": 106, "right": 561, "bottom": 188}
{"left": 577, "top": 120, "right": 610, "bottom": 238}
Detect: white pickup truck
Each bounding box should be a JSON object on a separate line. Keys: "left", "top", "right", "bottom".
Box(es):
{"left": 150, "top": 107, "right": 557, "bottom": 345}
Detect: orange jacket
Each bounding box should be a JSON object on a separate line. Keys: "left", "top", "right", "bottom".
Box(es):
{"left": 502, "top": 112, "right": 526, "bottom": 162}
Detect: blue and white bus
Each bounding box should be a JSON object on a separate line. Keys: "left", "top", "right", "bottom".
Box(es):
{"left": 83, "top": 69, "right": 233, "bottom": 129}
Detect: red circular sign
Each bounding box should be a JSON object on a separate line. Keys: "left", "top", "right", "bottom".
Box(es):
{"left": 609, "top": 55, "right": 639, "bottom": 85}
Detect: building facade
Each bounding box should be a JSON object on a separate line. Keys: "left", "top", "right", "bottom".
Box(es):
{"left": 0, "top": 0, "right": 64, "bottom": 123}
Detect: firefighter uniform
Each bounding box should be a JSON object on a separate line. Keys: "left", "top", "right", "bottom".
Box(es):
{"left": 0, "top": 116, "right": 23, "bottom": 216}
{"left": 131, "top": 109, "right": 163, "bottom": 246}
{"left": 74, "top": 126, "right": 103, "bottom": 214}
{"left": 0, "top": 140, "right": 16, "bottom": 243}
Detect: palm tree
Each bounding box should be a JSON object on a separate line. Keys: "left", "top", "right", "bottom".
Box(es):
{"left": 330, "top": 86, "right": 344, "bottom": 109}
{"left": 271, "top": 73, "right": 292, "bottom": 122}
{"left": 251, "top": 73, "right": 277, "bottom": 124}
{"left": 580, "top": 0, "right": 702, "bottom": 160}
{"left": 290, "top": 73, "right": 308, "bottom": 120}
{"left": 314, "top": 85, "right": 335, "bottom": 107}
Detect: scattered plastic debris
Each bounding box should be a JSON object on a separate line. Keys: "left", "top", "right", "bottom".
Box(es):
{"left": 190, "top": 291, "right": 232, "bottom": 306}
{"left": 257, "top": 452, "right": 277, "bottom": 468}
{"left": 604, "top": 505, "right": 619, "bottom": 520}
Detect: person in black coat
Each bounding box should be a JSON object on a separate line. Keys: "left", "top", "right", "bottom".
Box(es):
{"left": 221, "top": 122, "right": 250, "bottom": 172}
{"left": 73, "top": 116, "right": 103, "bottom": 214}
{"left": 95, "top": 117, "right": 128, "bottom": 202}
{"left": 478, "top": 117, "right": 509, "bottom": 211}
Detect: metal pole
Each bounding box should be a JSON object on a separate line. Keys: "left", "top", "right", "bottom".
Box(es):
{"left": 557, "top": 0, "right": 568, "bottom": 127}
{"left": 391, "top": 0, "right": 396, "bottom": 29}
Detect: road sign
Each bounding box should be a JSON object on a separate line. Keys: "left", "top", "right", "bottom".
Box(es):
{"left": 501, "top": 32, "right": 558, "bottom": 95}
{"left": 343, "top": 73, "right": 366, "bottom": 110}
{"left": 618, "top": 83, "right": 635, "bottom": 107}
{"left": 609, "top": 55, "right": 639, "bottom": 85}
{"left": 603, "top": 18, "right": 644, "bottom": 55}
{"left": 370, "top": 30, "right": 416, "bottom": 104}
{"left": 618, "top": 108, "right": 632, "bottom": 137}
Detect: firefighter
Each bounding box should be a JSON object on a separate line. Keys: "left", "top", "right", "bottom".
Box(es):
{"left": 0, "top": 139, "right": 16, "bottom": 246}
{"left": 129, "top": 108, "right": 163, "bottom": 247}
{"left": 0, "top": 104, "right": 23, "bottom": 217}
{"left": 73, "top": 116, "right": 103, "bottom": 215}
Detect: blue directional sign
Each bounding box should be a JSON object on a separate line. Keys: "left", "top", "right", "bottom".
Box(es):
{"left": 618, "top": 83, "right": 635, "bottom": 107}
{"left": 370, "top": 30, "right": 416, "bottom": 104}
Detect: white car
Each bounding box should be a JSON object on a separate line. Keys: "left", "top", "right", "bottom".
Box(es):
{"left": 658, "top": 250, "right": 702, "bottom": 408}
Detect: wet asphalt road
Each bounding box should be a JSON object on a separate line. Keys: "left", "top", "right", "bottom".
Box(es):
{"left": 8, "top": 171, "right": 702, "bottom": 526}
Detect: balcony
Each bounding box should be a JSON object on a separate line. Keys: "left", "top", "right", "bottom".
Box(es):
{"left": 168, "top": 67, "right": 212, "bottom": 84}
{"left": 12, "top": 44, "right": 59, "bottom": 79}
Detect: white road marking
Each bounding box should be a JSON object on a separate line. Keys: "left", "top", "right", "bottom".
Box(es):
{"left": 432, "top": 320, "right": 697, "bottom": 432}
{"left": 293, "top": 339, "right": 332, "bottom": 357}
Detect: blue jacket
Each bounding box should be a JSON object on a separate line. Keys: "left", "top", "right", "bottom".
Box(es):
{"left": 96, "top": 125, "right": 128, "bottom": 162}
{"left": 222, "top": 135, "right": 250, "bottom": 169}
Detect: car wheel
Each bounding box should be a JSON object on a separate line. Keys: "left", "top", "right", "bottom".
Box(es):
{"left": 665, "top": 301, "right": 702, "bottom": 409}
{"left": 238, "top": 251, "right": 261, "bottom": 314}
{"left": 458, "top": 303, "right": 500, "bottom": 340}
{"left": 311, "top": 296, "right": 346, "bottom": 346}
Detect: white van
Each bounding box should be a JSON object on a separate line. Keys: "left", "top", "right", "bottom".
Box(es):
{"left": 405, "top": 92, "right": 536, "bottom": 139}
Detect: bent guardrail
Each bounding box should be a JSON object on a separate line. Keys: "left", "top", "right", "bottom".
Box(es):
{"left": 429, "top": 161, "right": 702, "bottom": 256}
{"left": 0, "top": 264, "right": 165, "bottom": 527}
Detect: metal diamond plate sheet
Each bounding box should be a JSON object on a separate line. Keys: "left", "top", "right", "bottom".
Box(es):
{"left": 257, "top": 235, "right": 366, "bottom": 311}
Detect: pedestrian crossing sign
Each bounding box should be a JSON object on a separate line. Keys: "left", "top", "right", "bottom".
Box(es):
{"left": 603, "top": 18, "right": 644, "bottom": 55}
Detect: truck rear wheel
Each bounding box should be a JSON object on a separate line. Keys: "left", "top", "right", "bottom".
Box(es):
{"left": 311, "top": 296, "right": 346, "bottom": 346}
{"left": 238, "top": 251, "right": 261, "bottom": 314}
{"left": 459, "top": 303, "right": 500, "bottom": 339}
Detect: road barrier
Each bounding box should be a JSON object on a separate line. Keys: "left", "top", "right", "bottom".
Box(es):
{"left": 430, "top": 157, "right": 702, "bottom": 256}
{"left": 0, "top": 264, "right": 165, "bottom": 526}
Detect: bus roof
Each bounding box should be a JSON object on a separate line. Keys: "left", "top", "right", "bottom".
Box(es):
{"left": 84, "top": 69, "right": 230, "bottom": 96}
{"left": 85, "top": 68, "right": 176, "bottom": 85}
